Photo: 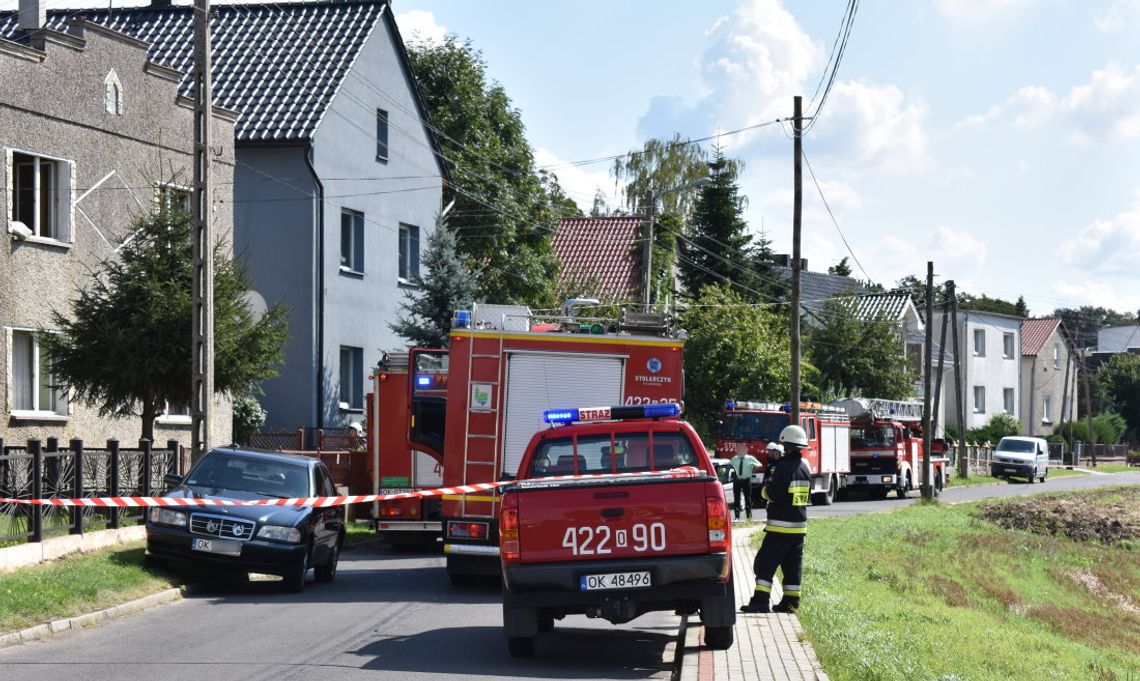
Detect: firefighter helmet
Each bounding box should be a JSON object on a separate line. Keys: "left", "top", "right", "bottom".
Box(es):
{"left": 779, "top": 425, "right": 808, "bottom": 448}
{"left": 766, "top": 441, "right": 784, "bottom": 453}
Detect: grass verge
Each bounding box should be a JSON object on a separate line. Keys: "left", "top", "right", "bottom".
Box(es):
{"left": 947, "top": 467, "right": 1086, "bottom": 488}
{"left": 345, "top": 520, "right": 379, "bottom": 546}
{"left": 0, "top": 541, "right": 178, "bottom": 634}
{"left": 1086, "top": 464, "right": 1137, "bottom": 474}
{"left": 773, "top": 485, "right": 1140, "bottom": 680}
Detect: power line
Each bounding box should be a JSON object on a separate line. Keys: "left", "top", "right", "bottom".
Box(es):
{"left": 801, "top": 148, "right": 872, "bottom": 283}
{"left": 804, "top": 0, "right": 859, "bottom": 135}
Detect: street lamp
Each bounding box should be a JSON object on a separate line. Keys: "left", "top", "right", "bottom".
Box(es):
{"left": 642, "top": 177, "right": 711, "bottom": 308}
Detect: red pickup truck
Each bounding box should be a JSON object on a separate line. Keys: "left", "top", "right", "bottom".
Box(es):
{"left": 498, "top": 403, "right": 735, "bottom": 657}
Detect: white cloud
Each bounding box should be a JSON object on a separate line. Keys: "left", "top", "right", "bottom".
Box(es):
{"left": 807, "top": 81, "right": 932, "bottom": 173}
{"left": 1052, "top": 279, "right": 1140, "bottom": 312}
{"left": 857, "top": 226, "right": 986, "bottom": 285}
{"left": 534, "top": 147, "right": 618, "bottom": 213}
{"left": 1059, "top": 202, "right": 1140, "bottom": 274}
{"left": 1095, "top": 0, "right": 1140, "bottom": 30}
{"left": 933, "top": 0, "right": 1042, "bottom": 21}
{"left": 395, "top": 9, "right": 447, "bottom": 44}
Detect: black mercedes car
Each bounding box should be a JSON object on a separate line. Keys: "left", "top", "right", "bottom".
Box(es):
{"left": 145, "top": 447, "right": 345, "bottom": 592}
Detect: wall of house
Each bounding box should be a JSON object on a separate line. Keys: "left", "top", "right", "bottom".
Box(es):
{"left": 0, "top": 23, "right": 235, "bottom": 448}
{"left": 933, "top": 311, "right": 1022, "bottom": 434}
{"left": 1020, "top": 327, "right": 1079, "bottom": 437}
{"left": 310, "top": 16, "right": 443, "bottom": 430}
{"left": 232, "top": 145, "right": 317, "bottom": 431}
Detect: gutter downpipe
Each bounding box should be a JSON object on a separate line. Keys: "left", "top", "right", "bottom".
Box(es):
{"left": 305, "top": 143, "right": 325, "bottom": 432}
{"left": 1028, "top": 351, "right": 1037, "bottom": 436}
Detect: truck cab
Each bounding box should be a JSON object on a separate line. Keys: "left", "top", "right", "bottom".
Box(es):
{"left": 499, "top": 403, "right": 735, "bottom": 657}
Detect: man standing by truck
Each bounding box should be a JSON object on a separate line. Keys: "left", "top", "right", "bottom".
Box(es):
{"left": 741, "top": 425, "right": 811, "bottom": 614}
{"left": 729, "top": 444, "right": 764, "bottom": 521}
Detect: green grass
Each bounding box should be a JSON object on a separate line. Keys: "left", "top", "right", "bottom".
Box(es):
{"left": 947, "top": 467, "right": 1087, "bottom": 488}
{"left": 1086, "top": 464, "right": 1138, "bottom": 474}
{"left": 0, "top": 542, "right": 178, "bottom": 634}
{"left": 344, "top": 520, "right": 379, "bottom": 546}
{"left": 771, "top": 487, "right": 1140, "bottom": 680}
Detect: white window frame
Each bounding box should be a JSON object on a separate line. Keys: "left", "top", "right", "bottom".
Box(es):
{"left": 7, "top": 327, "right": 69, "bottom": 420}
{"left": 339, "top": 345, "right": 364, "bottom": 412}
{"left": 6, "top": 147, "right": 75, "bottom": 247}
{"left": 1003, "top": 388, "right": 1015, "bottom": 414}
{"left": 340, "top": 209, "right": 365, "bottom": 275}
{"left": 973, "top": 328, "right": 985, "bottom": 357}
{"left": 1042, "top": 395, "right": 1053, "bottom": 424}
{"left": 104, "top": 69, "right": 123, "bottom": 116}
{"left": 398, "top": 223, "right": 420, "bottom": 284}
{"left": 156, "top": 400, "right": 192, "bottom": 424}
{"left": 1053, "top": 344, "right": 1060, "bottom": 370}
{"left": 973, "top": 385, "right": 985, "bottom": 414}
{"left": 1002, "top": 332, "right": 1015, "bottom": 359}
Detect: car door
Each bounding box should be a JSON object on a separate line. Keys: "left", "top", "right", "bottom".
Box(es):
{"left": 316, "top": 464, "right": 342, "bottom": 553}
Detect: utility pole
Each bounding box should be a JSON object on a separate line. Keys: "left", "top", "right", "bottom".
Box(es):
{"left": 642, "top": 189, "right": 655, "bottom": 309}
{"left": 1060, "top": 327, "right": 1074, "bottom": 464}
{"left": 931, "top": 285, "right": 949, "bottom": 436}
{"left": 1077, "top": 316, "right": 1097, "bottom": 467}
{"left": 949, "top": 281, "right": 967, "bottom": 478}
{"left": 191, "top": 0, "right": 214, "bottom": 461}
{"left": 921, "top": 261, "right": 934, "bottom": 500}
{"left": 790, "top": 95, "right": 803, "bottom": 423}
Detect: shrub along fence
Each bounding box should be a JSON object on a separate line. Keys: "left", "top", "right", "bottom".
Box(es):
{"left": 0, "top": 438, "right": 181, "bottom": 546}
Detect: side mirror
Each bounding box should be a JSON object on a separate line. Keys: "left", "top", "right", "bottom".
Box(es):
{"left": 499, "top": 472, "right": 516, "bottom": 482}
{"left": 163, "top": 472, "right": 184, "bottom": 487}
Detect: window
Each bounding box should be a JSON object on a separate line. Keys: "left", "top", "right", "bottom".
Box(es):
{"left": 10, "top": 150, "right": 73, "bottom": 242}
{"left": 398, "top": 223, "right": 420, "bottom": 282}
{"left": 1003, "top": 388, "right": 1015, "bottom": 414}
{"left": 973, "top": 329, "right": 985, "bottom": 357}
{"left": 104, "top": 69, "right": 123, "bottom": 115}
{"left": 9, "top": 329, "right": 68, "bottom": 416}
{"left": 158, "top": 400, "right": 191, "bottom": 423}
{"left": 1003, "top": 333, "right": 1015, "bottom": 359}
{"left": 1043, "top": 395, "right": 1053, "bottom": 423}
{"left": 340, "top": 209, "right": 364, "bottom": 274}
{"left": 973, "top": 386, "right": 985, "bottom": 413}
{"left": 376, "top": 109, "right": 389, "bottom": 162}
{"left": 1053, "top": 344, "right": 1060, "bottom": 370}
{"left": 339, "top": 346, "right": 364, "bottom": 411}
{"left": 157, "top": 184, "right": 191, "bottom": 213}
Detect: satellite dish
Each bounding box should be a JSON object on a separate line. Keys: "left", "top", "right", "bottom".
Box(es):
{"left": 240, "top": 290, "right": 268, "bottom": 320}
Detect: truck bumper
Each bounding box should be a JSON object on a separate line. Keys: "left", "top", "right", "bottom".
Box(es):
{"left": 376, "top": 521, "right": 441, "bottom": 533}
{"left": 991, "top": 462, "right": 1033, "bottom": 478}
{"left": 844, "top": 474, "right": 895, "bottom": 487}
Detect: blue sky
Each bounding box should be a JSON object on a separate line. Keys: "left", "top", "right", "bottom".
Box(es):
{"left": 394, "top": 0, "right": 1140, "bottom": 316}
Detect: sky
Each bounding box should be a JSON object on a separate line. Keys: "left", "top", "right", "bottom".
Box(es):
{"left": 390, "top": 0, "right": 1140, "bottom": 317}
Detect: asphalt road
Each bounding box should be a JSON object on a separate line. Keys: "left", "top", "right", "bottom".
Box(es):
{"left": 0, "top": 547, "right": 679, "bottom": 681}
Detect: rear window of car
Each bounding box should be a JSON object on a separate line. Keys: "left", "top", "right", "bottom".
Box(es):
{"left": 185, "top": 452, "right": 311, "bottom": 498}
{"left": 527, "top": 430, "right": 699, "bottom": 478}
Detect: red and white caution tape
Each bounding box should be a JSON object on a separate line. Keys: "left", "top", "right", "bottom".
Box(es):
{"left": 0, "top": 466, "right": 702, "bottom": 509}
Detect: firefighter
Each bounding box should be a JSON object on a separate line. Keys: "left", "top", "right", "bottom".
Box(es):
{"left": 729, "top": 446, "right": 762, "bottom": 521}
{"left": 740, "top": 424, "right": 811, "bottom": 614}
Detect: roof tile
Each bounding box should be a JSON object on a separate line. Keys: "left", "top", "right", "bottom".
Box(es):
{"left": 1021, "top": 317, "right": 1062, "bottom": 356}
{"left": 552, "top": 217, "right": 643, "bottom": 303}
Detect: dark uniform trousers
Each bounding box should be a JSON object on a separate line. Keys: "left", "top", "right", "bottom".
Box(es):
{"left": 732, "top": 477, "right": 753, "bottom": 517}
{"left": 752, "top": 531, "right": 804, "bottom": 607}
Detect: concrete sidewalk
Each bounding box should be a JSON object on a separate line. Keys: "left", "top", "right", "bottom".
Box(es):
{"left": 679, "top": 525, "right": 829, "bottom": 681}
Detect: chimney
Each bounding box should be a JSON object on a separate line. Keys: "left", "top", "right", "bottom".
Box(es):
{"left": 18, "top": 0, "right": 45, "bottom": 32}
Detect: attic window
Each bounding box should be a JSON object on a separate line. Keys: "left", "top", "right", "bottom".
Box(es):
{"left": 104, "top": 70, "right": 123, "bottom": 116}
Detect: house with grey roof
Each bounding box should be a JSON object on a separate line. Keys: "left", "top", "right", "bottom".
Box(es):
{"left": 774, "top": 259, "right": 868, "bottom": 323}
{"left": 1, "top": 7, "right": 235, "bottom": 445}
{"left": 2, "top": 0, "right": 449, "bottom": 431}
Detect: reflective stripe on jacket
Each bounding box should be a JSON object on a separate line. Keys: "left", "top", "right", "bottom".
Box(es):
{"left": 763, "top": 453, "right": 811, "bottom": 533}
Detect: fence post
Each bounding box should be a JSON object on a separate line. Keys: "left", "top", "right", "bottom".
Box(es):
{"left": 140, "top": 439, "right": 152, "bottom": 499}
{"left": 29, "top": 439, "right": 43, "bottom": 543}
{"left": 71, "top": 438, "right": 84, "bottom": 535}
{"left": 297, "top": 428, "right": 304, "bottom": 450}
{"left": 108, "top": 439, "right": 120, "bottom": 529}
{"left": 166, "top": 440, "right": 181, "bottom": 478}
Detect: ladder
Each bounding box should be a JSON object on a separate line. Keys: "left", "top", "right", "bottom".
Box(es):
{"left": 459, "top": 317, "right": 507, "bottom": 518}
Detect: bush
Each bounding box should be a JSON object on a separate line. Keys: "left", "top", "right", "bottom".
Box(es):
{"left": 964, "top": 413, "right": 1021, "bottom": 444}
{"left": 1053, "top": 413, "right": 1127, "bottom": 447}
{"left": 232, "top": 392, "right": 267, "bottom": 446}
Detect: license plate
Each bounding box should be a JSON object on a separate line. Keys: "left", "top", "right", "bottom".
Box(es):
{"left": 580, "top": 571, "right": 652, "bottom": 591}
{"left": 192, "top": 537, "right": 242, "bottom": 556}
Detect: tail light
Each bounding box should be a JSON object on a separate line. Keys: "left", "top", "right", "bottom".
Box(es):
{"left": 706, "top": 495, "right": 729, "bottom": 552}
{"left": 500, "top": 493, "right": 520, "bottom": 563}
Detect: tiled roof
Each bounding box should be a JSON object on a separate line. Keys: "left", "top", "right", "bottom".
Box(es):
{"left": 775, "top": 267, "right": 868, "bottom": 319}
{"left": 552, "top": 216, "right": 643, "bottom": 303}
{"left": 2, "top": 2, "right": 387, "bottom": 143}
{"left": 1021, "top": 317, "right": 1062, "bottom": 356}
{"left": 848, "top": 291, "right": 914, "bottom": 322}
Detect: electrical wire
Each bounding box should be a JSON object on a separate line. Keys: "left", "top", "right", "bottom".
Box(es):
{"left": 801, "top": 149, "right": 872, "bottom": 283}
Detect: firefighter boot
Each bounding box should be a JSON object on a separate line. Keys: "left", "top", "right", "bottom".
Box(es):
{"left": 740, "top": 592, "right": 771, "bottom": 614}
{"left": 772, "top": 596, "right": 800, "bottom": 614}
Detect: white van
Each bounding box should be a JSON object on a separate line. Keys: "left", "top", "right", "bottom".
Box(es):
{"left": 990, "top": 436, "right": 1050, "bottom": 483}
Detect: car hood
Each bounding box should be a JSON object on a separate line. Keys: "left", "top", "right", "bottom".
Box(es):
{"left": 165, "top": 486, "right": 310, "bottom": 526}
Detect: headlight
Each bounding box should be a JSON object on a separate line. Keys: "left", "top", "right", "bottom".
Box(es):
{"left": 257, "top": 524, "right": 302, "bottom": 543}
{"left": 149, "top": 507, "right": 187, "bottom": 527}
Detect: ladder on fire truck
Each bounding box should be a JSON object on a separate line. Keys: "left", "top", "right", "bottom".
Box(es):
{"left": 459, "top": 312, "right": 510, "bottom": 518}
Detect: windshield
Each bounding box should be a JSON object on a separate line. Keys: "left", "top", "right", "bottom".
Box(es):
{"left": 185, "top": 452, "right": 311, "bottom": 498}
{"left": 851, "top": 425, "right": 896, "bottom": 448}
{"left": 528, "top": 431, "right": 699, "bottom": 478}
{"left": 996, "top": 439, "right": 1036, "bottom": 453}
{"left": 720, "top": 412, "right": 786, "bottom": 441}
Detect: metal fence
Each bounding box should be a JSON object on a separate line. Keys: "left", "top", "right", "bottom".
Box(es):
{"left": 248, "top": 427, "right": 365, "bottom": 452}
{"left": 0, "top": 437, "right": 181, "bottom": 546}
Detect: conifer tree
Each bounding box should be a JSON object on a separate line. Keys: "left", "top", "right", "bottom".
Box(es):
{"left": 390, "top": 221, "right": 477, "bottom": 348}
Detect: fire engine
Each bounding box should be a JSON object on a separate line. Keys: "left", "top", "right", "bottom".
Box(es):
{"left": 714, "top": 400, "right": 850, "bottom": 505}
{"left": 365, "top": 301, "right": 685, "bottom": 582}
{"left": 831, "top": 398, "right": 949, "bottom": 498}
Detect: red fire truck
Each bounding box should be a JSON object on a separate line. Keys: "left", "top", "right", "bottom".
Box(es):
{"left": 365, "top": 303, "right": 685, "bottom": 582}
{"left": 714, "top": 400, "right": 850, "bottom": 505}
{"left": 831, "top": 398, "right": 949, "bottom": 498}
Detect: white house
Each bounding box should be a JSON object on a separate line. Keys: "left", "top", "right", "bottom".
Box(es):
{"left": 932, "top": 309, "right": 1022, "bottom": 433}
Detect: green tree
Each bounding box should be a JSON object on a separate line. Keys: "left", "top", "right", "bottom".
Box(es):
{"left": 957, "top": 292, "right": 1022, "bottom": 316}
{"left": 407, "top": 38, "right": 572, "bottom": 306}
{"left": 1052, "top": 306, "right": 1137, "bottom": 348}
{"left": 611, "top": 133, "right": 712, "bottom": 218}
{"left": 828, "top": 257, "right": 853, "bottom": 277}
{"left": 41, "top": 208, "right": 289, "bottom": 442}
{"left": 1097, "top": 353, "right": 1140, "bottom": 439}
{"left": 390, "top": 219, "right": 478, "bottom": 348}
{"left": 967, "top": 413, "right": 1022, "bottom": 444}
{"left": 805, "top": 296, "right": 915, "bottom": 401}
{"left": 1014, "top": 296, "right": 1029, "bottom": 317}
{"left": 1054, "top": 413, "right": 1128, "bottom": 447}
{"left": 680, "top": 285, "right": 801, "bottom": 443}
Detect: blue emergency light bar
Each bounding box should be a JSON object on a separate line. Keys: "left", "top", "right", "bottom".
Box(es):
{"left": 415, "top": 375, "right": 433, "bottom": 388}
{"left": 542, "top": 403, "right": 682, "bottom": 425}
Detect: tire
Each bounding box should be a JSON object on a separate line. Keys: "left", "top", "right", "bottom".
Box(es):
{"left": 283, "top": 546, "right": 310, "bottom": 593}
{"left": 1027, "top": 470, "right": 1035, "bottom": 484}
{"left": 538, "top": 613, "right": 555, "bottom": 633}
{"left": 811, "top": 475, "right": 837, "bottom": 506}
{"left": 704, "top": 625, "right": 734, "bottom": 650}
{"left": 933, "top": 470, "right": 943, "bottom": 497}
{"left": 507, "top": 636, "right": 535, "bottom": 658}
{"left": 896, "top": 472, "right": 911, "bottom": 499}
{"left": 314, "top": 543, "right": 339, "bottom": 583}
{"left": 1041, "top": 470, "right": 1048, "bottom": 483}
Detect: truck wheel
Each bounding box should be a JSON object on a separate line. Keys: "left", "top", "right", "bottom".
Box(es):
{"left": 896, "top": 473, "right": 911, "bottom": 499}
{"left": 705, "top": 625, "right": 734, "bottom": 650}
{"left": 811, "top": 475, "right": 836, "bottom": 506}
{"left": 507, "top": 636, "right": 535, "bottom": 658}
